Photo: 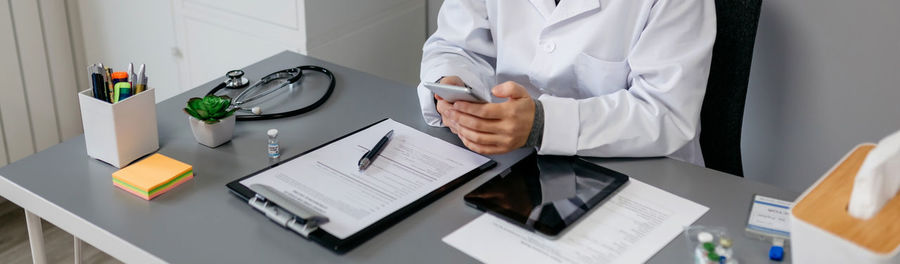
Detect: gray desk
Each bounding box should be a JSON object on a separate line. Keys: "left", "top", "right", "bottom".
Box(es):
{"left": 0, "top": 51, "right": 796, "bottom": 263}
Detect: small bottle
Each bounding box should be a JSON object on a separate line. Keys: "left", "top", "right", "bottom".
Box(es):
{"left": 267, "top": 129, "right": 280, "bottom": 158}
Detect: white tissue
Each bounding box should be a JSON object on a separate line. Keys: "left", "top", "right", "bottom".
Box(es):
{"left": 848, "top": 130, "right": 900, "bottom": 219}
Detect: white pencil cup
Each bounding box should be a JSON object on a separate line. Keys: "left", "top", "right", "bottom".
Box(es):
{"left": 78, "top": 88, "right": 159, "bottom": 168}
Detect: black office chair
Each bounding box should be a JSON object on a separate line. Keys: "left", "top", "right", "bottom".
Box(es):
{"left": 698, "top": 0, "right": 763, "bottom": 177}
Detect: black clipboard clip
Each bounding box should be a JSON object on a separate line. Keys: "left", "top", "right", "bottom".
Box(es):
{"left": 248, "top": 184, "right": 330, "bottom": 238}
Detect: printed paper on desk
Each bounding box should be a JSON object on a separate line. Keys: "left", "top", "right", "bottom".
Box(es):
{"left": 443, "top": 179, "right": 708, "bottom": 264}
{"left": 240, "top": 119, "right": 489, "bottom": 239}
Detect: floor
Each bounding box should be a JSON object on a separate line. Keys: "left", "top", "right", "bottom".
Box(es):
{"left": 0, "top": 201, "right": 121, "bottom": 264}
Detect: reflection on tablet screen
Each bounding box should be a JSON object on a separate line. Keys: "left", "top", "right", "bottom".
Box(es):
{"left": 465, "top": 153, "right": 629, "bottom": 236}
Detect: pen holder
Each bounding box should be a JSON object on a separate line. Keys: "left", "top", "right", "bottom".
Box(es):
{"left": 78, "top": 88, "right": 159, "bottom": 168}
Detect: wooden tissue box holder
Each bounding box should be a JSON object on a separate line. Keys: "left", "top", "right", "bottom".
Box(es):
{"left": 791, "top": 144, "right": 900, "bottom": 263}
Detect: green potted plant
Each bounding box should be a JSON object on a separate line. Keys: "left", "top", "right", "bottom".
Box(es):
{"left": 183, "top": 95, "right": 237, "bottom": 147}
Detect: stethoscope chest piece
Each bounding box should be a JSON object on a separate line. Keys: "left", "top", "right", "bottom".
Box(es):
{"left": 225, "top": 69, "right": 249, "bottom": 89}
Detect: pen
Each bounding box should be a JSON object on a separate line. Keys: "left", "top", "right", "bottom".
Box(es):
{"left": 134, "top": 64, "right": 146, "bottom": 94}
{"left": 97, "top": 63, "right": 110, "bottom": 102}
{"left": 105, "top": 67, "right": 114, "bottom": 102}
{"left": 88, "top": 64, "right": 107, "bottom": 102}
{"left": 127, "top": 63, "right": 133, "bottom": 82}
{"left": 358, "top": 130, "right": 394, "bottom": 170}
{"left": 127, "top": 63, "right": 134, "bottom": 90}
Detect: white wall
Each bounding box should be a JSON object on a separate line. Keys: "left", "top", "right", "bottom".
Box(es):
{"left": 427, "top": 0, "right": 443, "bottom": 35}
{"left": 0, "top": 0, "right": 84, "bottom": 167}
{"left": 78, "top": 0, "right": 182, "bottom": 102}
{"left": 742, "top": 0, "right": 900, "bottom": 192}
{"left": 306, "top": 0, "right": 426, "bottom": 85}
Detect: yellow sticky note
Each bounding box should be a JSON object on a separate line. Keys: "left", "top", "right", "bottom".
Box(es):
{"left": 112, "top": 153, "right": 193, "bottom": 200}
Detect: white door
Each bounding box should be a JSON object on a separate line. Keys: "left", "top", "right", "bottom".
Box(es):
{"left": 171, "top": 0, "right": 307, "bottom": 89}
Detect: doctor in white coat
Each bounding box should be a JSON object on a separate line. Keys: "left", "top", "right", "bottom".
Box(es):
{"left": 418, "top": 0, "right": 716, "bottom": 165}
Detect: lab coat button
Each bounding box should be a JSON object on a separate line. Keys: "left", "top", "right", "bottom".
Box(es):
{"left": 542, "top": 42, "right": 556, "bottom": 53}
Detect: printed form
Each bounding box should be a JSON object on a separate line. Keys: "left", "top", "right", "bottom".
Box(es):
{"left": 443, "top": 180, "right": 708, "bottom": 264}
{"left": 241, "top": 119, "right": 490, "bottom": 239}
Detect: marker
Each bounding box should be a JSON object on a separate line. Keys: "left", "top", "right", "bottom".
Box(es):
{"left": 358, "top": 130, "right": 393, "bottom": 170}
{"left": 111, "top": 71, "right": 128, "bottom": 84}
{"left": 111, "top": 72, "right": 129, "bottom": 102}
{"left": 87, "top": 64, "right": 105, "bottom": 102}
{"left": 114, "top": 82, "right": 132, "bottom": 102}
{"left": 89, "top": 68, "right": 103, "bottom": 101}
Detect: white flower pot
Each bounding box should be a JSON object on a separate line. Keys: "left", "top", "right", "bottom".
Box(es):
{"left": 188, "top": 114, "right": 235, "bottom": 148}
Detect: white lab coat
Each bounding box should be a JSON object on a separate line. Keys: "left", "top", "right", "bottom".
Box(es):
{"left": 417, "top": 0, "right": 716, "bottom": 165}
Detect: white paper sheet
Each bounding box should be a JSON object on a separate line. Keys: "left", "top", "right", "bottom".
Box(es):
{"left": 443, "top": 179, "right": 708, "bottom": 264}
{"left": 241, "top": 119, "right": 490, "bottom": 239}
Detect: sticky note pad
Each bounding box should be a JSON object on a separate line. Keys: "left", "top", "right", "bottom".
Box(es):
{"left": 112, "top": 153, "right": 193, "bottom": 200}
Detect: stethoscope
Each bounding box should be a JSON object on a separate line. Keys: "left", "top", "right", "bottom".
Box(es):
{"left": 206, "top": 65, "right": 336, "bottom": 121}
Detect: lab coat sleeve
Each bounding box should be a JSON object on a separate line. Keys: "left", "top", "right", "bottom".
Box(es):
{"left": 417, "top": 0, "right": 497, "bottom": 127}
{"left": 538, "top": 0, "right": 716, "bottom": 156}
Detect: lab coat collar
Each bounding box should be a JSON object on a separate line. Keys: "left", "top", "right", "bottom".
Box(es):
{"left": 529, "top": 0, "right": 602, "bottom": 26}
{"left": 528, "top": 0, "right": 556, "bottom": 19}
{"left": 550, "top": 0, "right": 602, "bottom": 26}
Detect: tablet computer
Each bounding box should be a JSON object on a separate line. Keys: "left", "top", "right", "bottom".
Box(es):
{"left": 422, "top": 82, "right": 488, "bottom": 103}
{"left": 464, "top": 152, "right": 629, "bottom": 237}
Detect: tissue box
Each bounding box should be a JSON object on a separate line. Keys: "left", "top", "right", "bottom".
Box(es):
{"left": 791, "top": 144, "right": 900, "bottom": 263}
{"left": 78, "top": 88, "right": 159, "bottom": 168}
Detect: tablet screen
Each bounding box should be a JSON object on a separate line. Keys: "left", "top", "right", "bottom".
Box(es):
{"left": 464, "top": 153, "right": 629, "bottom": 236}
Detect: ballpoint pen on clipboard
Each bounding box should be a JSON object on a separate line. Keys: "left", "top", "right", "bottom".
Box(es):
{"left": 358, "top": 130, "right": 394, "bottom": 170}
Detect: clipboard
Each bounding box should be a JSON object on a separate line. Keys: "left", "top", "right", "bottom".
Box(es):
{"left": 226, "top": 118, "right": 496, "bottom": 253}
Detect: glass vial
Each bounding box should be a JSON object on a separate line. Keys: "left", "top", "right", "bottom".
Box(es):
{"left": 267, "top": 129, "right": 280, "bottom": 158}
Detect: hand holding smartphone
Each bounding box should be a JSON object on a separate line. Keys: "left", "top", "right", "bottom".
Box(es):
{"left": 423, "top": 82, "right": 488, "bottom": 103}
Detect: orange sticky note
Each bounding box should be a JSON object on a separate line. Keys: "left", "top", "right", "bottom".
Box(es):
{"left": 112, "top": 153, "right": 193, "bottom": 200}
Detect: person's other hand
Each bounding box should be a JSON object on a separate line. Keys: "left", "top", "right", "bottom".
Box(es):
{"left": 434, "top": 76, "right": 466, "bottom": 134}
{"left": 448, "top": 81, "right": 535, "bottom": 154}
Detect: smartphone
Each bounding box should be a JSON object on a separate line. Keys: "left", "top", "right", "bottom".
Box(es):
{"left": 423, "top": 82, "right": 488, "bottom": 103}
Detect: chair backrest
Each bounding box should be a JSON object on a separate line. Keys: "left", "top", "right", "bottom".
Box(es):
{"left": 699, "top": 0, "right": 763, "bottom": 176}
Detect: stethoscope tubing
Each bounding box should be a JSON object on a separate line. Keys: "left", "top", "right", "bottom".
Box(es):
{"left": 206, "top": 65, "right": 336, "bottom": 121}
{"left": 233, "top": 68, "right": 303, "bottom": 106}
